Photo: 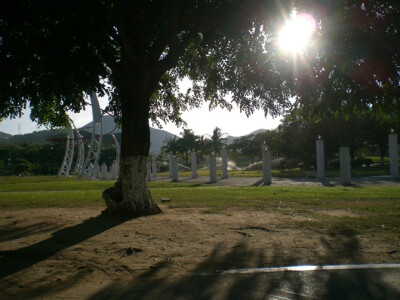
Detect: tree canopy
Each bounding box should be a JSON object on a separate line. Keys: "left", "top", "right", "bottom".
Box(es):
{"left": 289, "top": 0, "right": 400, "bottom": 115}
{"left": 2, "top": 1, "right": 399, "bottom": 124}
{"left": 0, "top": 0, "right": 294, "bottom": 127}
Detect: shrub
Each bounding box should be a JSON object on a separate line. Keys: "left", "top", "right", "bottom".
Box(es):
{"left": 351, "top": 158, "right": 373, "bottom": 168}
{"left": 14, "top": 158, "right": 34, "bottom": 174}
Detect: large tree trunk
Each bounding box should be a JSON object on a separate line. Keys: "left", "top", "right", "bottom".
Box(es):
{"left": 102, "top": 68, "right": 162, "bottom": 217}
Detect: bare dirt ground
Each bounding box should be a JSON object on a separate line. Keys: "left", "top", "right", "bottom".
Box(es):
{"left": 1, "top": 206, "right": 400, "bottom": 299}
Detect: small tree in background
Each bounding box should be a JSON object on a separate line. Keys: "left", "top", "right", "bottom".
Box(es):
{"left": 208, "top": 127, "right": 227, "bottom": 154}
{"left": 14, "top": 158, "right": 34, "bottom": 175}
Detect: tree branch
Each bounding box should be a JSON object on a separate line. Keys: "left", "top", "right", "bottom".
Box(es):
{"left": 115, "top": 18, "right": 143, "bottom": 69}
{"left": 95, "top": 41, "right": 118, "bottom": 71}
{"left": 151, "top": 3, "right": 200, "bottom": 81}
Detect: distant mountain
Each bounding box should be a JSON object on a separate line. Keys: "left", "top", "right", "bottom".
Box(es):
{"left": 81, "top": 115, "right": 121, "bottom": 134}
{"left": 225, "top": 135, "right": 237, "bottom": 145}
{"left": 0, "top": 132, "right": 12, "bottom": 140}
{"left": 0, "top": 129, "right": 66, "bottom": 144}
{"left": 225, "top": 129, "right": 268, "bottom": 144}
{"left": 0, "top": 117, "right": 268, "bottom": 154}
{"left": 248, "top": 129, "right": 268, "bottom": 136}
{"left": 81, "top": 115, "right": 176, "bottom": 154}
{"left": 149, "top": 127, "right": 177, "bottom": 154}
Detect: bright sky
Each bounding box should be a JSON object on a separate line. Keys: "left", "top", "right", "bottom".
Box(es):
{"left": 278, "top": 11, "right": 317, "bottom": 55}
{"left": 0, "top": 97, "right": 281, "bottom": 137}
{"left": 161, "top": 104, "right": 282, "bottom": 137}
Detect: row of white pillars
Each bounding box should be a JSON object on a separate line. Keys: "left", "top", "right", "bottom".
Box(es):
{"left": 160, "top": 133, "right": 398, "bottom": 185}
{"left": 206, "top": 148, "right": 229, "bottom": 183}
{"left": 167, "top": 149, "right": 229, "bottom": 183}
{"left": 316, "top": 139, "right": 351, "bottom": 183}
{"left": 315, "top": 133, "right": 399, "bottom": 184}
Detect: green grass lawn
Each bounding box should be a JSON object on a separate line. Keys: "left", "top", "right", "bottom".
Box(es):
{"left": 1, "top": 176, "right": 399, "bottom": 240}
{"left": 1, "top": 176, "right": 399, "bottom": 212}
{"left": 0, "top": 176, "right": 193, "bottom": 192}
{"left": 158, "top": 165, "right": 391, "bottom": 178}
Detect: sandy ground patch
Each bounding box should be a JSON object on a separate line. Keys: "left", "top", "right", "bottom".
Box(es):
{"left": 1, "top": 206, "right": 399, "bottom": 299}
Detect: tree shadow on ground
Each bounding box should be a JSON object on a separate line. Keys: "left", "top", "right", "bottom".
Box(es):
{"left": 251, "top": 179, "right": 264, "bottom": 186}
{"left": 89, "top": 229, "right": 400, "bottom": 300}
{"left": 0, "top": 214, "right": 130, "bottom": 279}
{"left": 0, "top": 220, "right": 63, "bottom": 243}
{"left": 318, "top": 178, "right": 334, "bottom": 187}
{"left": 350, "top": 176, "right": 400, "bottom": 187}
{"left": 1, "top": 267, "right": 94, "bottom": 299}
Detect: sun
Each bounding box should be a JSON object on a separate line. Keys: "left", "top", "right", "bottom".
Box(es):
{"left": 278, "top": 12, "right": 317, "bottom": 55}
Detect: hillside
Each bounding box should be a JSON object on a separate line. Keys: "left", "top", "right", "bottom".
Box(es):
{"left": 0, "top": 116, "right": 177, "bottom": 154}
{"left": 81, "top": 115, "right": 176, "bottom": 154}
{"left": 0, "top": 116, "right": 267, "bottom": 154}
{"left": 0, "top": 132, "right": 12, "bottom": 140}
{"left": 225, "top": 128, "right": 268, "bottom": 144}
{"left": 0, "top": 128, "right": 67, "bottom": 145}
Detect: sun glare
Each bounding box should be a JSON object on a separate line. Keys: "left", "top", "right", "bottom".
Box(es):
{"left": 278, "top": 12, "right": 316, "bottom": 55}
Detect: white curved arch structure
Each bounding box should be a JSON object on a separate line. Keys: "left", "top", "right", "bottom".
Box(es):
{"left": 72, "top": 129, "right": 85, "bottom": 175}
{"left": 77, "top": 92, "right": 103, "bottom": 180}
{"left": 57, "top": 126, "right": 75, "bottom": 177}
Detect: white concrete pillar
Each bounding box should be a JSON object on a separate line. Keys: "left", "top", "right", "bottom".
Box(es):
{"left": 339, "top": 147, "right": 351, "bottom": 185}
{"left": 389, "top": 133, "right": 399, "bottom": 178}
{"left": 147, "top": 159, "right": 151, "bottom": 181}
{"left": 109, "top": 162, "right": 115, "bottom": 180}
{"left": 191, "top": 151, "right": 198, "bottom": 178}
{"left": 168, "top": 153, "right": 173, "bottom": 178}
{"left": 113, "top": 160, "right": 119, "bottom": 180}
{"left": 209, "top": 153, "right": 217, "bottom": 183}
{"left": 261, "top": 144, "right": 272, "bottom": 185}
{"left": 100, "top": 162, "right": 108, "bottom": 180}
{"left": 221, "top": 148, "right": 228, "bottom": 179}
{"left": 316, "top": 139, "right": 325, "bottom": 179}
{"left": 171, "top": 155, "right": 179, "bottom": 182}
{"left": 152, "top": 155, "right": 157, "bottom": 177}
{"left": 94, "top": 164, "right": 100, "bottom": 179}
{"left": 115, "top": 160, "right": 120, "bottom": 179}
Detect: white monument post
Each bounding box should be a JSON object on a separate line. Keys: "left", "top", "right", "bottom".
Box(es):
{"left": 152, "top": 155, "right": 157, "bottom": 178}
{"left": 209, "top": 153, "right": 217, "bottom": 183}
{"left": 191, "top": 151, "right": 198, "bottom": 178}
{"left": 221, "top": 147, "right": 228, "bottom": 179}
{"left": 94, "top": 164, "right": 100, "bottom": 179}
{"left": 109, "top": 161, "right": 116, "bottom": 180}
{"left": 147, "top": 159, "right": 152, "bottom": 181}
{"left": 168, "top": 153, "right": 173, "bottom": 178}
{"left": 114, "top": 159, "right": 119, "bottom": 179}
{"left": 316, "top": 138, "right": 325, "bottom": 179}
{"left": 261, "top": 143, "right": 272, "bottom": 185}
{"left": 339, "top": 147, "right": 351, "bottom": 185}
{"left": 114, "top": 160, "right": 119, "bottom": 180}
{"left": 100, "top": 162, "right": 108, "bottom": 180}
{"left": 389, "top": 133, "right": 399, "bottom": 178}
{"left": 171, "top": 155, "right": 179, "bottom": 182}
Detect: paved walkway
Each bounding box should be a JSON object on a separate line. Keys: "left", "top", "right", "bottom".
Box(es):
{"left": 151, "top": 175, "right": 400, "bottom": 187}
